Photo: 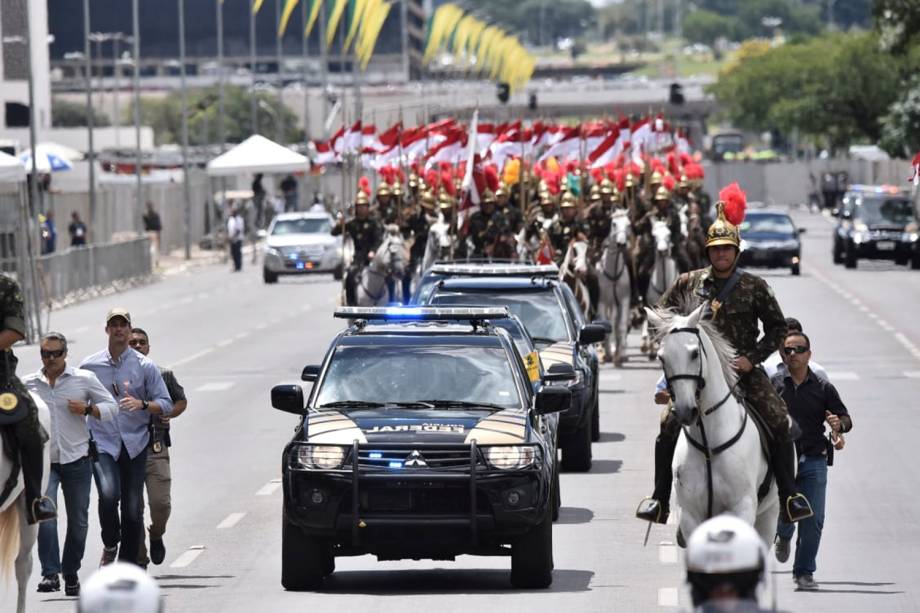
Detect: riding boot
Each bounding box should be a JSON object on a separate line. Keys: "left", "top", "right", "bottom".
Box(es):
{"left": 345, "top": 273, "right": 357, "bottom": 306}
{"left": 12, "top": 417, "right": 56, "bottom": 524}
{"left": 636, "top": 432, "right": 679, "bottom": 523}
{"left": 772, "top": 440, "right": 814, "bottom": 523}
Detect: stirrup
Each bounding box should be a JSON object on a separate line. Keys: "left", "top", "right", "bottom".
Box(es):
{"left": 636, "top": 497, "right": 669, "bottom": 524}
{"left": 784, "top": 493, "right": 814, "bottom": 523}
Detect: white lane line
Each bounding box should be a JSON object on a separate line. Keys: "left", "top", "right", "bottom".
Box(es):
{"left": 255, "top": 479, "right": 283, "bottom": 496}
{"left": 905, "top": 371, "right": 920, "bottom": 379}
{"left": 599, "top": 372, "right": 622, "bottom": 381}
{"left": 216, "top": 512, "right": 246, "bottom": 529}
{"left": 658, "top": 587, "right": 679, "bottom": 607}
{"left": 234, "top": 331, "right": 249, "bottom": 341}
{"left": 254, "top": 322, "right": 268, "bottom": 331}
{"left": 169, "top": 347, "right": 215, "bottom": 368}
{"left": 170, "top": 546, "right": 205, "bottom": 568}
{"left": 827, "top": 371, "right": 859, "bottom": 381}
{"left": 195, "top": 382, "right": 236, "bottom": 392}
{"left": 216, "top": 339, "right": 233, "bottom": 348}
{"left": 658, "top": 542, "right": 678, "bottom": 564}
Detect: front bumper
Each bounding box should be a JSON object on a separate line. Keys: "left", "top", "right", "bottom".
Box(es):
{"left": 738, "top": 248, "right": 800, "bottom": 268}
{"left": 850, "top": 239, "right": 913, "bottom": 261}
{"left": 282, "top": 442, "right": 550, "bottom": 558}
{"left": 264, "top": 248, "right": 342, "bottom": 274}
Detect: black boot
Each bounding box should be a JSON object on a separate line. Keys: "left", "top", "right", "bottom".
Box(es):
{"left": 772, "top": 440, "right": 813, "bottom": 523}
{"left": 345, "top": 270, "right": 357, "bottom": 306}
{"left": 636, "top": 433, "right": 678, "bottom": 523}
{"left": 13, "top": 418, "right": 56, "bottom": 524}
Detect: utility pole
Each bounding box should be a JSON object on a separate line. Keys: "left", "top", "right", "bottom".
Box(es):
{"left": 112, "top": 34, "right": 121, "bottom": 147}
{"left": 301, "top": 0, "right": 310, "bottom": 142}
{"left": 83, "top": 0, "right": 96, "bottom": 237}
{"left": 179, "top": 0, "right": 191, "bottom": 259}
{"left": 217, "top": 0, "right": 226, "bottom": 152}
{"left": 133, "top": 0, "right": 143, "bottom": 234}
{"left": 251, "top": 0, "right": 258, "bottom": 134}
{"left": 319, "top": 0, "right": 329, "bottom": 137}
{"left": 275, "top": 0, "right": 284, "bottom": 143}
{"left": 400, "top": 0, "right": 410, "bottom": 82}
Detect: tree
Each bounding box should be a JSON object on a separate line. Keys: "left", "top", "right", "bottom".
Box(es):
{"left": 52, "top": 98, "right": 111, "bottom": 127}
{"left": 874, "top": 0, "right": 920, "bottom": 53}
{"left": 879, "top": 76, "right": 920, "bottom": 158}
{"left": 682, "top": 10, "right": 740, "bottom": 46}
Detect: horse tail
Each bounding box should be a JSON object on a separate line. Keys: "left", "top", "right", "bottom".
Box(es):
{"left": 0, "top": 502, "right": 20, "bottom": 581}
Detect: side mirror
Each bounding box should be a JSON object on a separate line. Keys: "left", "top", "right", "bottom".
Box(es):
{"left": 578, "top": 323, "right": 607, "bottom": 345}
{"left": 257, "top": 229, "right": 268, "bottom": 239}
{"left": 301, "top": 364, "right": 321, "bottom": 382}
{"left": 534, "top": 385, "right": 571, "bottom": 415}
{"left": 842, "top": 210, "right": 852, "bottom": 220}
{"left": 544, "top": 362, "right": 576, "bottom": 382}
{"left": 797, "top": 227, "right": 807, "bottom": 235}
{"left": 591, "top": 319, "right": 612, "bottom": 334}
{"left": 271, "top": 384, "right": 305, "bottom": 415}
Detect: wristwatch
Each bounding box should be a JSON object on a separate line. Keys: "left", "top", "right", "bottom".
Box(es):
{"left": 142, "top": 400, "right": 149, "bottom": 411}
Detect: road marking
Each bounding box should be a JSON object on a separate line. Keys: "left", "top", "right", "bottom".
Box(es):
{"left": 254, "top": 322, "right": 268, "bottom": 331}
{"left": 827, "top": 371, "right": 859, "bottom": 381}
{"left": 255, "top": 479, "right": 282, "bottom": 496}
{"left": 195, "top": 382, "right": 236, "bottom": 392}
{"left": 658, "top": 587, "right": 679, "bottom": 607}
{"left": 234, "top": 331, "right": 249, "bottom": 341}
{"left": 216, "top": 339, "right": 233, "bottom": 348}
{"left": 170, "top": 347, "right": 215, "bottom": 368}
{"left": 658, "top": 542, "right": 678, "bottom": 564}
{"left": 599, "top": 372, "right": 622, "bottom": 381}
{"left": 905, "top": 371, "right": 920, "bottom": 379}
{"left": 170, "top": 546, "right": 205, "bottom": 568}
{"left": 216, "top": 512, "right": 246, "bottom": 529}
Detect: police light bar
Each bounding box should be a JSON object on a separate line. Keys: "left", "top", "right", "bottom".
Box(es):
{"left": 333, "top": 306, "right": 510, "bottom": 321}
{"left": 429, "top": 263, "right": 559, "bottom": 276}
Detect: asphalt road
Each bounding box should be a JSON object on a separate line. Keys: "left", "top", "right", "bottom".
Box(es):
{"left": 4, "top": 204, "right": 919, "bottom": 612}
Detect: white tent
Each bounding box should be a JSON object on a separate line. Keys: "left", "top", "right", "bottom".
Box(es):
{"left": 0, "top": 150, "right": 26, "bottom": 182}
{"left": 206, "top": 134, "right": 308, "bottom": 177}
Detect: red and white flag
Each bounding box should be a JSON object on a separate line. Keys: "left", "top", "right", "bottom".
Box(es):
{"left": 312, "top": 140, "right": 336, "bottom": 166}
{"left": 910, "top": 152, "right": 920, "bottom": 187}
{"left": 341, "top": 121, "right": 363, "bottom": 154}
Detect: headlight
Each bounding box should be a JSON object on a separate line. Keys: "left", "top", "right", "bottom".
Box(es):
{"left": 905, "top": 232, "right": 919, "bottom": 243}
{"left": 293, "top": 445, "right": 347, "bottom": 470}
{"left": 564, "top": 369, "right": 585, "bottom": 388}
{"left": 265, "top": 246, "right": 281, "bottom": 257}
{"left": 482, "top": 445, "right": 539, "bottom": 470}
{"left": 852, "top": 232, "right": 867, "bottom": 244}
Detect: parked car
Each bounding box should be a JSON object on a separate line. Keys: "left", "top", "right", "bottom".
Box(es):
{"left": 262, "top": 212, "right": 343, "bottom": 283}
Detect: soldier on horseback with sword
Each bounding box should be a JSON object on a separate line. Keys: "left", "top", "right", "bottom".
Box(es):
{"left": 636, "top": 183, "right": 814, "bottom": 527}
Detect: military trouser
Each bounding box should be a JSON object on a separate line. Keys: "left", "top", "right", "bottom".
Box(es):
{"left": 344, "top": 264, "right": 363, "bottom": 306}
{"left": 651, "top": 367, "right": 798, "bottom": 510}
{"left": 6, "top": 377, "right": 46, "bottom": 524}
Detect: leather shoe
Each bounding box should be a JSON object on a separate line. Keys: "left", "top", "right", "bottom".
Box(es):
{"left": 636, "top": 498, "right": 669, "bottom": 524}
{"left": 795, "top": 574, "right": 819, "bottom": 590}
{"left": 30, "top": 497, "right": 57, "bottom": 524}
{"left": 150, "top": 538, "right": 166, "bottom": 565}
{"left": 781, "top": 494, "right": 814, "bottom": 523}
{"left": 37, "top": 574, "right": 60, "bottom": 592}
{"left": 100, "top": 545, "right": 118, "bottom": 567}
{"left": 64, "top": 574, "right": 80, "bottom": 597}
{"left": 774, "top": 536, "right": 791, "bottom": 563}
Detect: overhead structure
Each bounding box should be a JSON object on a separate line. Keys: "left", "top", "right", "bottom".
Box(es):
{"left": 206, "top": 134, "right": 309, "bottom": 176}
{"left": 0, "top": 151, "right": 27, "bottom": 183}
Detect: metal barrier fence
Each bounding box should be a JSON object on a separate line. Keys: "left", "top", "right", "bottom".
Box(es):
{"left": 36, "top": 237, "right": 153, "bottom": 306}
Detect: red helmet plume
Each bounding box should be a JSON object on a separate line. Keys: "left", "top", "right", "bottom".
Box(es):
{"left": 719, "top": 182, "right": 747, "bottom": 226}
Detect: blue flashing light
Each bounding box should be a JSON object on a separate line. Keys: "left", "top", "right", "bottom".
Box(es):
{"left": 296, "top": 262, "right": 305, "bottom": 270}
{"left": 288, "top": 253, "right": 298, "bottom": 260}
{"left": 369, "top": 452, "right": 383, "bottom": 459}
{"left": 385, "top": 307, "right": 423, "bottom": 317}
{"left": 388, "top": 461, "right": 404, "bottom": 469}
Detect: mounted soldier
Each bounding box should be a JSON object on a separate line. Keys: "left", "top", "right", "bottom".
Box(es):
{"left": 331, "top": 190, "right": 384, "bottom": 306}
{"left": 465, "top": 189, "right": 508, "bottom": 259}
{"left": 636, "top": 183, "right": 814, "bottom": 527}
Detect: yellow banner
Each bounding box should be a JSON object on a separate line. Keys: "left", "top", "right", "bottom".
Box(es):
{"left": 278, "top": 0, "right": 301, "bottom": 37}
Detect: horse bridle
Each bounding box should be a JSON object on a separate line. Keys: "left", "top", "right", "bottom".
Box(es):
{"left": 662, "top": 327, "right": 734, "bottom": 416}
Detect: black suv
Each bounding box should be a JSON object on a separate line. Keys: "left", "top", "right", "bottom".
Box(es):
{"left": 832, "top": 186, "right": 918, "bottom": 269}
{"left": 273, "top": 307, "right": 570, "bottom": 590}
{"left": 421, "top": 275, "right": 606, "bottom": 472}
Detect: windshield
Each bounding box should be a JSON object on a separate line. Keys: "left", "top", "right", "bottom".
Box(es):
{"left": 431, "top": 290, "right": 570, "bottom": 343}
{"left": 314, "top": 344, "right": 522, "bottom": 408}
{"left": 855, "top": 197, "right": 913, "bottom": 225}
{"left": 271, "top": 217, "right": 331, "bottom": 235}
{"left": 740, "top": 214, "right": 795, "bottom": 235}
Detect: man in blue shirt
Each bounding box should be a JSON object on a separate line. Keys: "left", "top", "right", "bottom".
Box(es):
{"left": 80, "top": 308, "right": 173, "bottom": 567}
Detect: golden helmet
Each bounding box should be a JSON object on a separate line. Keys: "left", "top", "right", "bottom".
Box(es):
{"left": 560, "top": 191, "right": 577, "bottom": 209}
{"left": 420, "top": 190, "right": 436, "bottom": 209}
{"left": 599, "top": 178, "right": 614, "bottom": 195}
{"left": 539, "top": 191, "right": 555, "bottom": 207}
{"left": 408, "top": 173, "right": 419, "bottom": 188}
{"left": 588, "top": 184, "right": 602, "bottom": 202}
{"left": 391, "top": 182, "right": 404, "bottom": 197}
{"left": 376, "top": 183, "right": 391, "bottom": 198}
{"left": 481, "top": 189, "right": 497, "bottom": 204}
{"left": 650, "top": 170, "right": 664, "bottom": 185}
{"left": 355, "top": 191, "right": 370, "bottom": 206}
{"left": 496, "top": 182, "right": 509, "bottom": 199}
{"left": 678, "top": 174, "right": 690, "bottom": 189}
{"left": 624, "top": 173, "right": 636, "bottom": 188}
{"left": 438, "top": 190, "right": 455, "bottom": 210}
{"left": 653, "top": 186, "right": 670, "bottom": 202}
{"left": 705, "top": 202, "right": 741, "bottom": 249}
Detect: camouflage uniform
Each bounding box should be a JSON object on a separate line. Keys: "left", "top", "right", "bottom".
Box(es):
{"left": 585, "top": 202, "right": 612, "bottom": 262}
{"left": 331, "top": 214, "right": 384, "bottom": 305}
{"left": 466, "top": 207, "right": 508, "bottom": 258}
{"left": 634, "top": 203, "right": 689, "bottom": 302}
{"left": 0, "top": 275, "right": 49, "bottom": 523}
{"left": 400, "top": 208, "right": 430, "bottom": 303}
{"left": 548, "top": 216, "right": 588, "bottom": 264}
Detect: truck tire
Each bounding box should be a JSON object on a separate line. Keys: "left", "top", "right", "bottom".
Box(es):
{"left": 560, "top": 416, "right": 592, "bottom": 472}
{"left": 590, "top": 392, "right": 600, "bottom": 442}
{"left": 263, "top": 268, "right": 279, "bottom": 284}
{"left": 552, "top": 467, "right": 561, "bottom": 522}
{"left": 844, "top": 245, "right": 857, "bottom": 269}
{"left": 281, "top": 515, "right": 329, "bottom": 591}
{"left": 510, "top": 506, "right": 553, "bottom": 589}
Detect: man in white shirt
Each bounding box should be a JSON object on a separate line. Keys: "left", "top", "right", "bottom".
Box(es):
{"left": 227, "top": 207, "right": 245, "bottom": 272}
{"left": 23, "top": 332, "right": 118, "bottom": 597}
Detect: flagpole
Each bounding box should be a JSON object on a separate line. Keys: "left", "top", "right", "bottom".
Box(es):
{"left": 275, "top": 0, "right": 283, "bottom": 143}
{"left": 132, "top": 0, "right": 143, "bottom": 234}
{"left": 301, "top": 0, "right": 310, "bottom": 209}
{"left": 217, "top": 0, "right": 225, "bottom": 151}
{"left": 319, "top": 0, "right": 329, "bottom": 138}
{"left": 179, "top": 0, "right": 191, "bottom": 259}
{"left": 83, "top": 0, "right": 96, "bottom": 237}
{"left": 250, "top": 0, "right": 258, "bottom": 134}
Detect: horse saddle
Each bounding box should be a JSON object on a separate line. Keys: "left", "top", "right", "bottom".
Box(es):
{"left": 739, "top": 397, "right": 774, "bottom": 503}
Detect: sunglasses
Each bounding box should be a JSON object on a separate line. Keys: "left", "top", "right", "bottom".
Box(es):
{"left": 783, "top": 345, "right": 809, "bottom": 355}
{"left": 40, "top": 349, "right": 66, "bottom": 359}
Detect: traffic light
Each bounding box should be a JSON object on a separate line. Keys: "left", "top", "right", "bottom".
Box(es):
{"left": 528, "top": 93, "right": 538, "bottom": 111}
{"left": 669, "top": 82, "right": 685, "bottom": 106}
{"left": 496, "top": 82, "right": 510, "bottom": 104}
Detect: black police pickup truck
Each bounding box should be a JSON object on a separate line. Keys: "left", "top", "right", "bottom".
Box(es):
{"left": 272, "top": 307, "right": 570, "bottom": 590}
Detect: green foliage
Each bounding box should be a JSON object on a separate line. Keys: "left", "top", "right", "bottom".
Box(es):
{"left": 52, "top": 98, "right": 111, "bottom": 127}
{"left": 879, "top": 76, "right": 920, "bottom": 157}
{"left": 874, "top": 0, "right": 920, "bottom": 53}
{"left": 128, "top": 86, "right": 301, "bottom": 146}
{"left": 711, "top": 32, "right": 902, "bottom": 150}
{"left": 682, "top": 10, "right": 740, "bottom": 46}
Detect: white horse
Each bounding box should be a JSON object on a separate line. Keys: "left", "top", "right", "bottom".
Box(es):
{"left": 647, "top": 304, "right": 778, "bottom": 549}
{"left": 356, "top": 226, "right": 406, "bottom": 306}
{"left": 1, "top": 393, "right": 51, "bottom": 613}
{"left": 559, "top": 240, "right": 592, "bottom": 318}
{"left": 641, "top": 220, "right": 678, "bottom": 358}
{"left": 597, "top": 212, "right": 632, "bottom": 366}
{"left": 420, "top": 216, "right": 453, "bottom": 275}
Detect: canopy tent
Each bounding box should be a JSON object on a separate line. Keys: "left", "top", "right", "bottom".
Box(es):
{"left": 0, "top": 150, "right": 26, "bottom": 182}
{"left": 206, "top": 135, "right": 309, "bottom": 177}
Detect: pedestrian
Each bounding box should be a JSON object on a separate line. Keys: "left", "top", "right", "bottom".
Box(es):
{"left": 142, "top": 202, "right": 163, "bottom": 260}
{"left": 128, "top": 328, "right": 187, "bottom": 568}
{"left": 79, "top": 307, "right": 173, "bottom": 566}
{"left": 0, "top": 274, "right": 57, "bottom": 525}
{"left": 281, "top": 174, "right": 298, "bottom": 212}
{"left": 771, "top": 330, "right": 853, "bottom": 591}
{"left": 23, "top": 332, "right": 118, "bottom": 596}
{"left": 252, "top": 173, "right": 265, "bottom": 228}
{"left": 41, "top": 211, "right": 57, "bottom": 254}
{"left": 763, "top": 317, "right": 828, "bottom": 381}
{"left": 68, "top": 211, "right": 88, "bottom": 247}
{"left": 227, "top": 207, "right": 245, "bottom": 272}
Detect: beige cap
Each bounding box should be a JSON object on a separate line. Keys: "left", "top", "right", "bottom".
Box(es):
{"left": 105, "top": 307, "right": 131, "bottom": 325}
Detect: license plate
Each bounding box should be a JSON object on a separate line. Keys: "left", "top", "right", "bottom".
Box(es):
{"left": 364, "top": 490, "right": 413, "bottom": 512}
{"left": 876, "top": 241, "right": 895, "bottom": 251}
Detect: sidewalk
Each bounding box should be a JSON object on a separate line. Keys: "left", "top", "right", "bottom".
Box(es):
{"left": 156, "top": 241, "right": 261, "bottom": 277}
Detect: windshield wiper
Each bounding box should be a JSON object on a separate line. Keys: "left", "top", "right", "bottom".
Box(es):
{"left": 415, "top": 399, "right": 508, "bottom": 411}
{"left": 319, "top": 400, "right": 385, "bottom": 408}
{"left": 530, "top": 336, "right": 564, "bottom": 345}
{"left": 386, "top": 401, "right": 436, "bottom": 408}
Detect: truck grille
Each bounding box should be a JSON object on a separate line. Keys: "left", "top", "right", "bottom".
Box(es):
{"left": 355, "top": 446, "right": 483, "bottom": 471}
